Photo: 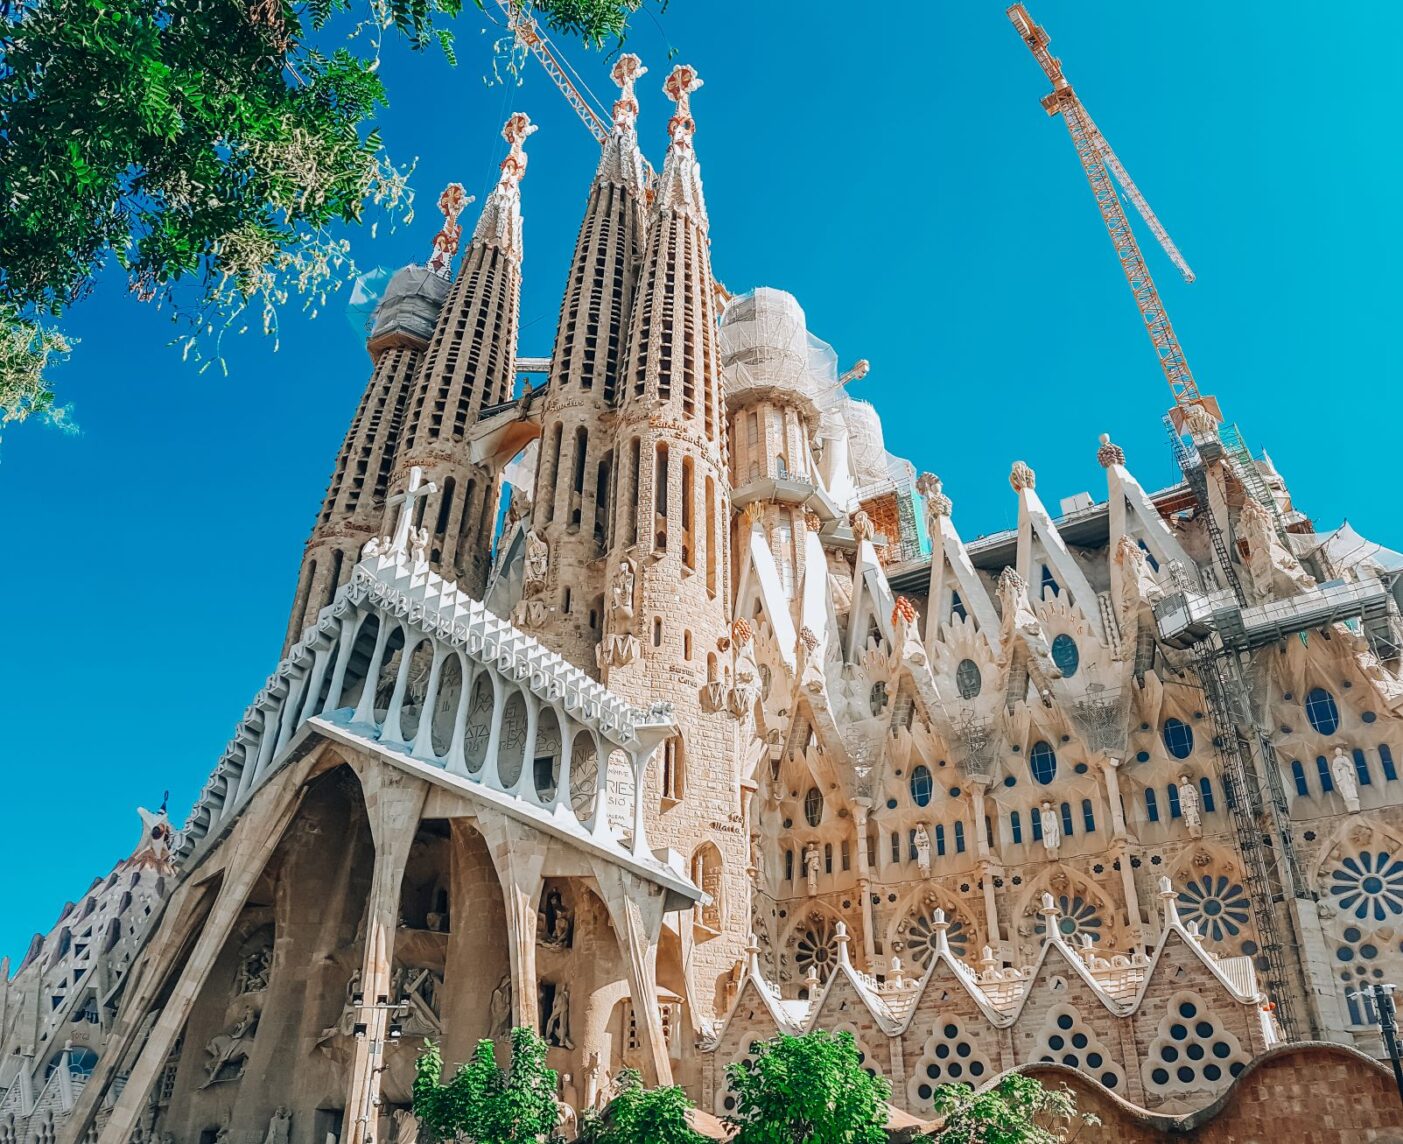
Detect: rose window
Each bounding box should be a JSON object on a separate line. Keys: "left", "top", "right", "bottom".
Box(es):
{"left": 1034, "top": 894, "right": 1104, "bottom": 943}
{"left": 1176, "top": 875, "right": 1251, "bottom": 944}
{"left": 901, "top": 911, "right": 970, "bottom": 967}
{"left": 792, "top": 915, "right": 840, "bottom": 982}
{"left": 1329, "top": 850, "right": 1403, "bottom": 922}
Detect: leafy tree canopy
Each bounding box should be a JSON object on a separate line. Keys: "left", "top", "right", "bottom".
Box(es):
{"left": 0, "top": 0, "right": 651, "bottom": 429}
{"left": 724, "top": 1030, "right": 891, "bottom": 1144}
{"left": 576, "top": 1068, "right": 708, "bottom": 1144}
{"left": 413, "top": 1026, "right": 561, "bottom": 1144}
{"left": 929, "top": 1074, "right": 1099, "bottom": 1144}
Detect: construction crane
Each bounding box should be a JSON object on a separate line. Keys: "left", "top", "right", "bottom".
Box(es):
{"left": 494, "top": 0, "right": 612, "bottom": 144}
{"left": 1007, "top": 4, "right": 1203, "bottom": 412}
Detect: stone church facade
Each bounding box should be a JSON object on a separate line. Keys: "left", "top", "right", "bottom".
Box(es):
{"left": 5, "top": 54, "right": 1403, "bottom": 1144}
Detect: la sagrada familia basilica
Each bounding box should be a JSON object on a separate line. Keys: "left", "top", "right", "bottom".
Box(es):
{"left": 6, "top": 50, "right": 1403, "bottom": 1144}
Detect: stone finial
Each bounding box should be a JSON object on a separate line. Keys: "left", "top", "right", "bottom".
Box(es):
{"left": 798, "top": 625, "right": 819, "bottom": 654}
{"left": 997, "top": 565, "right": 1026, "bottom": 595}
{"left": 978, "top": 945, "right": 999, "bottom": 974}
{"left": 916, "top": 472, "right": 952, "bottom": 518}
{"left": 732, "top": 617, "right": 753, "bottom": 647}
{"left": 1096, "top": 432, "right": 1125, "bottom": 469}
{"left": 427, "top": 182, "right": 472, "bottom": 279}
{"left": 746, "top": 933, "right": 761, "bottom": 974}
{"left": 803, "top": 509, "right": 822, "bottom": 532}
{"left": 851, "top": 509, "right": 875, "bottom": 541}
{"left": 802, "top": 965, "right": 820, "bottom": 994}
{"left": 610, "top": 53, "right": 646, "bottom": 131}
{"left": 663, "top": 64, "right": 703, "bottom": 149}
{"left": 1038, "top": 893, "right": 1061, "bottom": 936}
{"left": 741, "top": 501, "right": 765, "bottom": 530}
{"left": 498, "top": 112, "right": 537, "bottom": 189}
{"left": 1009, "top": 460, "right": 1036, "bottom": 492}
{"left": 891, "top": 596, "right": 918, "bottom": 628}
{"left": 835, "top": 920, "right": 851, "bottom": 966}
{"left": 1157, "top": 875, "right": 1182, "bottom": 926}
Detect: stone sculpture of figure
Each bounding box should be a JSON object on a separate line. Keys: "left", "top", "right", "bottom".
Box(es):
{"left": 262, "top": 1107, "right": 291, "bottom": 1144}
{"left": 235, "top": 943, "right": 272, "bottom": 996}
{"left": 363, "top": 535, "right": 385, "bottom": 559}
{"left": 850, "top": 509, "right": 875, "bottom": 542}
{"left": 388, "top": 1109, "right": 419, "bottom": 1144}
{"left": 544, "top": 984, "right": 573, "bottom": 1049}
{"left": 1332, "top": 747, "right": 1361, "bottom": 812}
{"left": 913, "top": 823, "right": 932, "bottom": 877}
{"left": 411, "top": 525, "right": 430, "bottom": 570}
{"left": 611, "top": 558, "right": 636, "bottom": 628}
{"left": 201, "top": 1008, "right": 258, "bottom": 1088}
{"left": 1178, "top": 774, "right": 1203, "bottom": 839}
{"left": 538, "top": 888, "right": 573, "bottom": 948}
{"left": 804, "top": 842, "right": 821, "bottom": 896}
{"left": 489, "top": 974, "right": 512, "bottom": 1037}
{"left": 998, "top": 567, "right": 1040, "bottom": 639}
{"left": 523, "top": 530, "right": 549, "bottom": 596}
{"left": 1115, "top": 535, "right": 1162, "bottom": 616}
{"left": 1182, "top": 401, "right": 1219, "bottom": 440}
{"left": 1239, "top": 497, "right": 1314, "bottom": 599}
{"left": 1039, "top": 801, "right": 1060, "bottom": 856}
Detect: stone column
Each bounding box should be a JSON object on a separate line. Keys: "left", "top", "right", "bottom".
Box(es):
{"left": 345, "top": 768, "right": 430, "bottom": 1144}
{"left": 853, "top": 805, "right": 877, "bottom": 967}
{"left": 478, "top": 815, "right": 548, "bottom": 1033}
{"left": 591, "top": 862, "right": 672, "bottom": 1085}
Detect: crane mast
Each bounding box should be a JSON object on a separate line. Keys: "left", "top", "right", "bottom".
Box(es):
{"left": 1007, "top": 4, "right": 1202, "bottom": 410}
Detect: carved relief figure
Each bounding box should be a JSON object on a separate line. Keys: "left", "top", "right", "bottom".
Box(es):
{"left": 998, "top": 567, "right": 1040, "bottom": 639}
{"left": 1239, "top": 497, "right": 1315, "bottom": 599}
{"left": 200, "top": 1007, "right": 258, "bottom": 1087}
{"left": 537, "top": 887, "right": 574, "bottom": 949}
{"left": 490, "top": 974, "right": 512, "bottom": 1037}
{"left": 523, "top": 530, "right": 549, "bottom": 597}
{"left": 1178, "top": 774, "right": 1202, "bottom": 839}
{"left": 1115, "top": 535, "right": 1162, "bottom": 616}
{"left": 1039, "top": 801, "right": 1060, "bottom": 856}
{"left": 262, "top": 1107, "right": 291, "bottom": 1144}
{"left": 804, "top": 842, "right": 821, "bottom": 897}
{"left": 611, "top": 559, "right": 636, "bottom": 629}
{"left": 411, "top": 525, "right": 430, "bottom": 571}
{"left": 1332, "top": 747, "right": 1361, "bottom": 812}
{"left": 234, "top": 938, "right": 272, "bottom": 996}
{"left": 913, "top": 823, "right": 932, "bottom": 877}
{"left": 543, "top": 983, "right": 573, "bottom": 1048}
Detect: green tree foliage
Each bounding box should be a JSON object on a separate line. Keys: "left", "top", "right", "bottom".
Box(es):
{"left": 724, "top": 1030, "right": 891, "bottom": 1144}
{"left": 413, "top": 1027, "right": 561, "bottom": 1144}
{"left": 930, "top": 1074, "right": 1099, "bottom": 1144}
{"left": 576, "top": 1069, "right": 707, "bottom": 1144}
{"left": 0, "top": 0, "right": 649, "bottom": 425}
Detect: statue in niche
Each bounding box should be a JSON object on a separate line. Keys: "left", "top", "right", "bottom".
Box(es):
{"left": 803, "top": 842, "right": 821, "bottom": 897}
{"left": 537, "top": 887, "right": 574, "bottom": 949}
{"left": 543, "top": 983, "right": 573, "bottom": 1048}
{"left": 1115, "top": 535, "right": 1162, "bottom": 616}
{"left": 1239, "top": 497, "right": 1315, "bottom": 599}
{"left": 523, "top": 530, "right": 549, "bottom": 597}
{"left": 411, "top": 525, "right": 430, "bottom": 571}
{"left": 1039, "top": 801, "right": 1060, "bottom": 856}
{"left": 611, "top": 559, "right": 636, "bottom": 629}
{"left": 262, "top": 1108, "right": 291, "bottom": 1144}
{"left": 234, "top": 940, "right": 272, "bottom": 995}
{"left": 1178, "top": 774, "right": 1202, "bottom": 838}
{"left": 200, "top": 1007, "right": 258, "bottom": 1088}
{"left": 1332, "top": 747, "right": 1361, "bottom": 812}
{"left": 997, "top": 567, "right": 1040, "bottom": 639}
{"left": 913, "top": 823, "right": 932, "bottom": 877}
{"left": 489, "top": 974, "right": 512, "bottom": 1037}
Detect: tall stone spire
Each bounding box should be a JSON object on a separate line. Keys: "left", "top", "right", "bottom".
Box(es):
{"left": 599, "top": 65, "right": 744, "bottom": 1021}
{"left": 390, "top": 113, "right": 535, "bottom": 598}
{"left": 524, "top": 55, "right": 651, "bottom": 667}
{"left": 281, "top": 184, "right": 463, "bottom": 652}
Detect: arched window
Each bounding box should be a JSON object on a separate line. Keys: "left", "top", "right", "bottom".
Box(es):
{"left": 1050, "top": 634, "right": 1079, "bottom": 677}
{"left": 804, "top": 786, "right": 823, "bottom": 827}
{"left": 1059, "top": 802, "right": 1074, "bottom": 837}
{"left": 956, "top": 659, "right": 982, "bottom": 700}
{"left": 1305, "top": 687, "right": 1341, "bottom": 736}
{"left": 1082, "top": 799, "right": 1096, "bottom": 832}
{"left": 1031, "top": 810, "right": 1043, "bottom": 841}
{"left": 890, "top": 832, "right": 900, "bottom": 863}
{"left": 691, "top": 844, "right": 723, "bottom": 932}
{"left": 910, "top": 764, "right": 934, "bottom": 807}
{"left": 1145, "top": 788, "right": 1159, "bottom": 822}
{"left": 1199, "top": 776, "right": 1216, "bottom": 813}
{"left": 1167, "top": 783, "right": 1182, "bottom": 818}
{"left": 785, "top": 849, "right": 794, "bottom": 881}
{"left": 1162, "top": 718, "right": 1194, "bottom": 760}
{"left": 1383, "top": 746, "right": 1399, "bottom": 781}
{"left": 824, "top": 843, "right": 833, "bottom": 873}
{"left": 1010, "top": 811, "right": 1023, "bottom": 844}
{"left": 950, "top": 592, "right": 967, "bottom": 622}
{"left": 954, "top": 821, "right": 966, "bottom": 853}
{"left": 1041, "top": 565, "right": 1060, "bottom": 599}
{"left": 934, "top": 824, "right": 946, "bottom": 856}
{"left": 1353, "top": 748, "right": 1373, "bottom": 787}
{"left": 1029, "top": 741, "right": 1057, "bottom": 785}
{"left": 1290, "top": 760, "right": 1308, "bottom": 796}
{"left": 661, "top": 737, "right": 685, "bottom": 803}
{"left": 1316, "top": 756, "right": 1334, "bottom": 793}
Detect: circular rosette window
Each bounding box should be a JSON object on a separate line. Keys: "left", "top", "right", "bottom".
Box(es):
{"left": 900, "top": 909, "right": 970, "bottom": 968}
{"left": 792, "top": 913, "right": 841, "bottom": 982}
{"left": 1034, "top": 894, "right": 1104, "bottom": 943}
{"left": 1176, "top": 875, "right": 1251, "bottom": 944}
{"left": 1329, "top": 850, "right": 1403, "bottom": 923}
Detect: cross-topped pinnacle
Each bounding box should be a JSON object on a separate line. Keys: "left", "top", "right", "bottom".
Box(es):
{"left": 663, "top": 64, "right": 703, "bottom": 149}
{"left": 497, "top": 112, "right": 538, "bottom": 190}
{"left": 611, "top": 53, "right": 646, "bottom": 132}
{"left": 427, "top": 182, "right": 472, "bottom": 279}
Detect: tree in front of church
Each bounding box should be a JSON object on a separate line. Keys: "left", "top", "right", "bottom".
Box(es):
{"left": 723, "top": 1030, "right": 890, "bottom": 1144}
{"left": 575, "top": 1069, "right": 707, "bottom": 1144}
{"left": 413, "top": 1026, "right": 560, "bottom": 1143}
{"left": 929, "top": 1073, "right": 1100, "bottom": 1143}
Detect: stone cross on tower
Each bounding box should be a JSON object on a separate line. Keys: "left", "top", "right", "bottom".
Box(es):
{"left": 386, "top": 466, "right": 438, "bottom": 556}
{"left": 427, "top": 182, "right": 471, "bottom": 279}
{"left": 663, "top": 64, "right": 703, "bottom": 149}
{"left": 611, "top": 53, "right": 647, "bottom": 131}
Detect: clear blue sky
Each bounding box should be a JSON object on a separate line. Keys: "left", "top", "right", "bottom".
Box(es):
{"left": 2, "top": 2, "right": 1399, "bottom": 963}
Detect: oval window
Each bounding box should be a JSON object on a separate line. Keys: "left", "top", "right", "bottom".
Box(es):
{"left": 956, "top": 659, "right": 982, "bottom": 700}
{"left": 804, "top": 787, "right": 823, "bottom": 827}
{"left": 910, "top": 764, "right": 934, "bottom": 807}
{"left": 1162, "top": 718, "right": 1194, "bottom": 760}
{"left": 1051, "top": 634, "right": 1079, "bottom": 678}
{"left": 1305, "top": 687, "right": 1341, "bottom": 736}
{"left": 1030, "top": 741, "right": 1058, "bottom": 785}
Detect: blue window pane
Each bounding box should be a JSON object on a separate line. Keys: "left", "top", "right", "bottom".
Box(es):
{"left": 1146, "top": 789, "right": 1160, "bottom": 822}
{"left": 1162, "top": 718, "right": 1194, "bottom": 760}
{"left": 1030, "top": 741, "right": 1058, "bottom": 784}
{"left": 891, "top": 833, "right": 900, "bottom": 863}
{"left": 1199, "top": 777, "right": 1216, "bottom": 813}
{"left": 1051, "top": 635, "right": 1079, "bottom": 678}
{"left": 1354, "top": 749, "right": 1373, "bottom": 787}
{"left": 1011, "top": 811, "right": 1023, "bottom": 844}
{"left": 1060, "top": 802, "right": 1074, "bottom": 837}
{"left": 950, "top": 592, "right": 966, "bottom": 622}
{"left": 984, "top": 816, "right": 994, "bottom": 846}
{"left": 1082, "top": 799, "right": 1096, "bottom": 832}
{"left": 1031, "top": 810, "right": 1043, "bottom": 841}
{"left": 1383, "top": 746, "right": 1398, "bottom": 782}
{"left": 1138, "top": 539, "right": 1160, "bottom": 572}
{"left": 910, "top": 764, "right": 934, "bottom": 807}
{"left": 935, "top": 824, "right": 946, "bottom": 857}
{"left": 909, "top": 829, "right": 918, "bottom": 860}
{"left": 956, "top": 658, "right": 982, "bottom": 700}
{"left": 954, "top": 822, "right": 966, "bottom": 853}
{"left": 1316, "top": 756, "right": 1334, "bottom": 793}
{"left": 1041, "top": 566, "right": 1061, "bottom": 599}
{"left": 1305, "top": 687, "right": 1341, "bottom": 736}
{"left": 1167, "top": 783, "right": 1182, "bottom": 819}
{"left": 1291, "top": 760, "right": 1308, "bottom": 797}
